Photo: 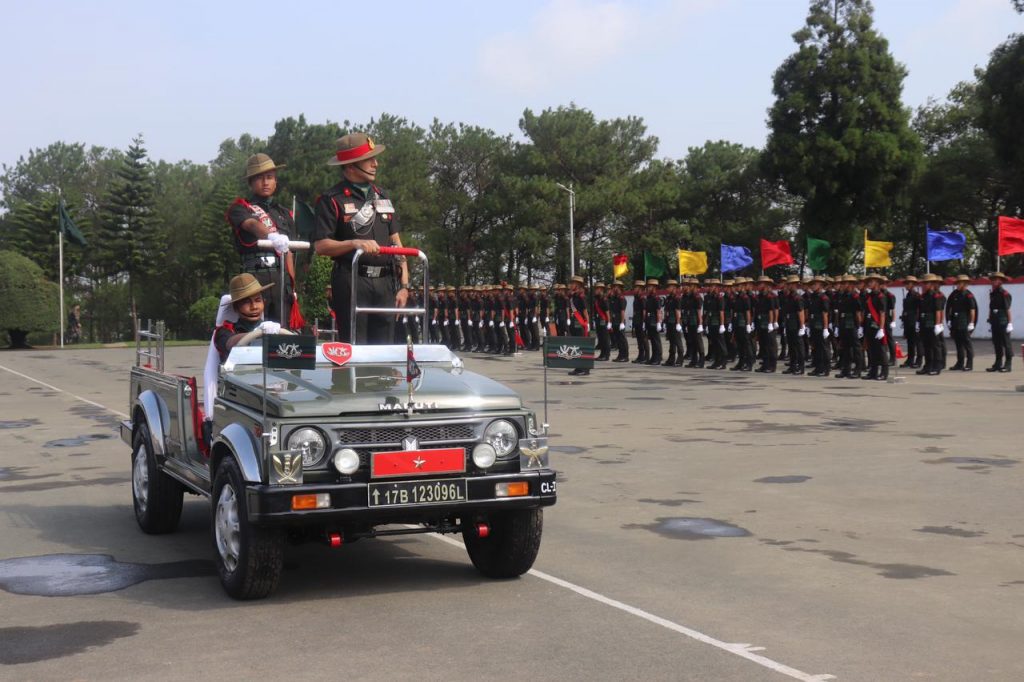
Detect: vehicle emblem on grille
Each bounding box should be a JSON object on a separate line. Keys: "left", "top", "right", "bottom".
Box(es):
{"left": 412, "top": 456, "right": 426, "bottom": 469}
{"left": 403, "top": 435, "right": 419, "bottom": 451}
{"left": 276, "top": 343, "right": 302, "bottom": 360}
{"left": 272, "top": 452, "right": 302, "bottom": 483}
{"left": 521, "top": 439, "right": 549, "bottom": 469}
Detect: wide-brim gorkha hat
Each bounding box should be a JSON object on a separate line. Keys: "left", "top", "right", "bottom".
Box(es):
{"left": 723, "top": 279, "right": 734, "bottom": 286}
{"left": 955, "top": 274, "right": 970, "bottom": 282}
{"left": 554, "top": 283, "right": 567, "bottom": 290}
{"left": 594, "top": 282, "right": 608, "bottom": 289}
{"left": 229, "top": 272, "right": 274, "bottom": 303}
{"left": 990, "top": 271, "right": 1009, "bottom": 281}
{"left": 921, "top": 273, "right": 942, "bottom": 282}
{"left": 864, "top": 272, "right": 884, "bottom": 282}
{"left": 245, "top": 153, "right": 286, "bottom": 180}
{"left": 785, "top": 274, "right": 800, "bottom": 284}
{"left": 327, "top": 132, "right": 386, "bottom": 166}
{"left": 645, "top": 278, "right": 659, "bottom": 286}
{"left": 757, "top": 276, "right": 774, "bottom": 284}
{"left": 633, "top": 280, "right": 645, "bottom": 287}
{"left": 903, "top": 275, "right": 918, "bottom": 283}
{"left": 612, "top": 279, "right": 625, "bottom": 287}
{"left": 571, "top": 275, "right": 585, "bottom": 285}
{"left": 665, "top": 279, "right": 679, "bottom": 287}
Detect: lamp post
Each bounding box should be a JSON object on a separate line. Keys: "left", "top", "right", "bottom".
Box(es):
{"left": 555, "top": 182, "right": 575, "bottom": 279}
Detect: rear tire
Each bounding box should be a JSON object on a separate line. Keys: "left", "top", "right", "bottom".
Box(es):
{"left": 131, "top": 423, "right": 183, "bottom": 534}
{"left": 463, "top": 509, "right": 543, "bottom": 578}
{"left": 212, "top": 457, "right": 283, "bottom": 600}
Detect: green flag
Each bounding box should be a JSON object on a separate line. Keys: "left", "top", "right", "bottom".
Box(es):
{"left": 58, "top": 199, "right": 87, "bottom": 246}
{"left": 294, "top": 199, "right": 316, "bottom": 240}
{"left": 643, "top": 250, "right": 667, "bottom": 279}
{"left": 806, "top": 237, "right": 829, "bottom": 271}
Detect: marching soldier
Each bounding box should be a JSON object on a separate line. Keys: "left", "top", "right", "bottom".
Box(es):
{"left": 724, "top": 280, "right": 738, "bottom": 363}
{"left": 662, "top": 280, "right": 684, "bottom": 366}
{"left": 986, "top": 272, "right": 1013, "bottom": 372}
{"left": 781, "top": 275, "right": 806, "bottom": 375}
{"left": 946, "top": 275, "right": 977, "bottom": 371}
{"left": 683, "top": 278, "right": 705, "bottom": 367}
{"left": 568, "top": 276, "right": 591, "bottom": 376}
{"left": 755, "top": 276, "right": 779, "bottom": 373}
{"left": 862, "top": 273, "right": 889, "bottom": 381}
{"left": 704, "top": 280, "right": 727, "bottom": 369}
{"left": 917, "top": 273, "right": 946, "bottom": 376}
{"left": 537, "top": 285, "right": 551, "bottom": 342}
{"left": 609, "top": 280, "right": 630, "bottom": 362}
{"left": 644, "top": 278, "right": 664, "bottom": 365}
{"left": 730, "top": 277, "right": 754, "bottom": 372}
{"left": 554, "top": 284, "right": 569, "bottom": 336}
{"left": 835, "top": 275, "right": 863, "bottom": 379}
{"left": 592, "top": 282, "right": 612, "bottom": 361}
{"left": 632, "top": 280, "right": 649, "bottom": 363}
{"left": 881, "top": 277, "right": 896, "bottom": 365}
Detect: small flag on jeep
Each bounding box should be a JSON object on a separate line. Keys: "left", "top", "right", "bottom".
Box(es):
{"left": 406, "top": 336, "right": 421, "bottom": 383}
{"left": 263, "top": 334, "right": 316, "bottom": 370}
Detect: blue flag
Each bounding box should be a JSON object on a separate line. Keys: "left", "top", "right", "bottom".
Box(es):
{"left": 721, "top": 244, "right": 753, "bottom": 273}
{"left": 926, "top": 228, "right": 965, "bottom": 262}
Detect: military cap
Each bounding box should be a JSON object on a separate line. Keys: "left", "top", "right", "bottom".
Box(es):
{"left": 864, "top": 272, "right": 884, "bottom": 282}
{"left": 644, "top": 278, "right": 658, "bottom": 286}
{"left": 723, "top": 279, "right": 734, "bottom": 286}
{"left": 244, "top": 153, "right": 286, "bottom": 180}
{"left": 554, "top": 283, "right": 567, "bottom": 290}
{"left": 612, "top": 279, "right": 625, "bottom": 287}
{"left": 955, "top": 274, "right": 970, "bottom": 282}
{"left": 784, "top": 275, "right": 800, "bottom": 284}
{"left": 757, "top": 276, "right": 773, "bottom": 284}
{"left": 594, "top": 281, "right": 608, "bottom": 289}
{"left": 633, "top": 279, "right": 645, "bottom": 287}
{"left": 571, "top": 275, "right": 585, "bottom": 285}
{"left": 665, "top": 279, "right": 679, "bottom": 287}
{"left": 920, "top": 273, "right": 941, "bottom": 282}
{"left": 903, "top": 275, "right": 918, "bottom": 283}
{"left": 328, "top": 132, "right": 384, "bottom": 166}
{"left": 989, "top": 271, "right": 1008, "bottom": 281}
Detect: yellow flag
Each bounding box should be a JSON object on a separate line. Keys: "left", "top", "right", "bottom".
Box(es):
{"left": 864, "top": 230, "right": 893, "bottom": 268}
{"left": 612, "top": 253, "right": 629, "bottom": 279}
{"left": 677, "top": 249, "right": 709, "bottom": 275}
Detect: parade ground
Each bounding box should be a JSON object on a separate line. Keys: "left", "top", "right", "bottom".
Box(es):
{"left": 1, "top": 344, "right": 1022, "bottom": 681}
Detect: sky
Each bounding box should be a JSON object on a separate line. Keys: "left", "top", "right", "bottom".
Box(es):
{"left": 3, "top": 0, "right": 1021, "bottom": 171}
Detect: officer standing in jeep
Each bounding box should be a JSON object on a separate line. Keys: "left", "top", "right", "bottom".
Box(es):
{"left": 313, "top": 133, "right": 411, "bottom": 344}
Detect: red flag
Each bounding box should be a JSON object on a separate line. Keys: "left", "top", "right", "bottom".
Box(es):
{"left": 894, "top": 343, "right": 906, "bottom": 360}
{"left": 760, "top": 239, "right": 794, "bottom": 268}
{"left": 288, "top": 293, "right": 306, "bottom": 330}
{"left": 998, "top": 216, "right": 1024, "bottom": 256}
{"left": 406, "top": 339, "right": 421, "bottom": 383}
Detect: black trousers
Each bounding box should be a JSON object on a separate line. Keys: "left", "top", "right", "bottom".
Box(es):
{"left": 903, "top": 322, "right": 922, "bottom": 365}
{"left": 646, "top": 324, "right": 663, "bottom": 361}
{"left": 992, "top": 323, "right": 1011, "bottom": 367}
{"left": 245, "top": 267, "right": 293, "bottom": 328}
{"left": 838, "top": 328, "right": 860, "bottom": 375}
{"left": 330, "top": 267, "right": 394, "bottom": 344}
{"left": 757, "top": 326, "right": 777, "bottom": 370}
{"left": 867, "top": 333, "right": 888, "bottom": 375}
{"left": 611, "top": 324, "right": 629, "bottom": 359}
{"left": 686, "top": 325, "right": 705, "bottom": 364}
{"left": 733, "top": 327, "right": 753, "bottom": 367}
{"left": 634, "top": 327, "right": 649, "bottom": 361}
{"left": 810, "top": 328, "right": 830, "bottom": 373}
{"left": 595, "top": 321, "right": 611, "bottom": 358}
{"left": 785, "top": 327, "right": 804, "bottom": 370}
{"left": 707, "top": 328, "right": 726, "bottom": 366}
{"left": 666, "top": 326, "right": 684, "bottom": 363}
{"left": 920, "top": 326, "right": 943, "bottom": 371}
{"left": 950, "top": 328, "right": 973, "bottom": 367}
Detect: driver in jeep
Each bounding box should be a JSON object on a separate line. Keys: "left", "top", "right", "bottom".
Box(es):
{"left": 214, "top": 273, "right": 282, "bottom": 362}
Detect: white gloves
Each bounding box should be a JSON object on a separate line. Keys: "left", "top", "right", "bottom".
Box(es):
{"left": 769, "top": 322, "right": 777, "bottom": 331}
{"left": 514, "top": 317, "right": 519, "bottom": 325}
{"left": 479, "top": 321, "right": 485, "bottom": 328}
{"left": 915, "top": 322, "right": 920, "bottom": 332}
{"left": 874, "top": 329, "right": 885, "bottom": 340}
{"left": 697, "top": 324, "right": 704, "bottom": 334}
{"left": 489, "top": 320, "right": 495, "bottom": 327}
{"left": 532, "top": 317, "right": 537, "bottom": 324}
{"left": 797, "top": 327, "right": 805, "bottom": 337}
{"left": 727, "top": 324, "right": 733, "bottom": 332}
{"left": 889, "top": 321, "right": 895, "bottom": 329}
{"left": 746, "top": 324, "right": 753, "bottom": 334}
{"left": 857, "top": 328, "right": 864, "bottom": 339}
{"left": 822, "top": 328, "right": 830, "bottom": 340}
{"left": 675, "top": 323, "right": 682, "bottom": 332}
{"left": 544, "top": 317, "right": 550, "bottom": 324}
{"left": 431, "top": 319, "right": 438, "bottom": 326}
{"left": 718, "top": 324, "right": 725, "bottom": 334}
{"left": 259, "top": 321, "right": 281, "bottom": 334}
{"left": 443, "top": 320, "right": 448, "bottom": 326}
{"left": 1007, "top": 322, "right": 1014, "bottom": 332}
{"left": 933, "top": 324, "right": 943, "bottom": 335}
{"left": 657, "top": 323, "right": 665, "bottom": 333}
{"left": 267, "top": 232, "right": 290, "bottom": 254}
{"left": 967, "top": 323, "right": 975, "bottom": 332}
{"left": 401, "top": 315, "right": 408, "bottom": 323}
{"left": 619, "top": 323, "right": 626, "bottom": 331}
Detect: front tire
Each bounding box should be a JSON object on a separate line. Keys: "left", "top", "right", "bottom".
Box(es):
{"left": 463, "top": 509, "right": 543, "bottom": 578}
{"left": 131, "top": 423, "right": 183, "bottom": 534}
{"left": 212, "top": 457, "right": 283, "bottom": 600}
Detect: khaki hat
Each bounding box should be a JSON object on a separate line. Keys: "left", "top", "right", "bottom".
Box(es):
{"left": 785, "top": 275, "right": 800, "bottom": 284}
{"left": 903, "top": 275, "right": 918, "bottom": 283}
{"left": 571, "top": 275, "right": 585, "bottom": 285}
{"left": 955, "top": 274, "right": 970, "bottom": 282}
{"left": 990, "top": 271, "right": 1008, "bottom": 281}
{"left": 554, "top": 283, "right": 567, "bottom": 290}
{"left": 665, "top": 279, "right": 679, "bottom": 287}
{"left": 633, "top": 279, "right": 645, "bottom": 287}
{"left": 229, "top": 272, "right": 274, "bottom": 303}
{"left": 921, "top": 273, "right": 941, "bottom": 282}
{"left": 612, "top": 279, "right": 625, "bottom": 287}
{"left": 594, "top": 282, "right": 607, "bottom": 289}
{"left": 244, "top": 153, "right": 286, "bottom": 180}
{"left": 864, "top": 272, "right": 884, "bottom": 282}
{"left": 757, "top": 276, "right": 773, "bottom": 284}
{"left": 645, "top": 278, "right": 659, "bottom": 286}
{"left": 327, "top": 132, "right": 386, "bottom": 166}
{"left": 723, "top": 279, "right": 735, "bottom": 286}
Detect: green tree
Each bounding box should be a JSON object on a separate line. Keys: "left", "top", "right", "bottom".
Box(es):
{"left": 0, "top": 250, "right": 59, "bottom": 348}
{"left": 977, "top": 33, "right": 1024, "bottom": 212}
{"left": 764, "top": 0, "right": 921, "bottom": 271}
{"left": 97, "top": 135, "right": 157, "bottom": 333}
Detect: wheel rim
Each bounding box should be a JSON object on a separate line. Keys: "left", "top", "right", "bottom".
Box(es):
{"left": 132, "top": 445, "right": 149, "bottom": 512}
{"left": 215, "top": 484, "right": 241, "bottom": 572}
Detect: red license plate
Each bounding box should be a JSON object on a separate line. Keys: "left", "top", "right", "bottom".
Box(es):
{"left": 371, "top": 448, "right": 466, "bottom": 478}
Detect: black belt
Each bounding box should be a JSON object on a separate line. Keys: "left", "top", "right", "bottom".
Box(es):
{"left": 357, "top": 264, "right": 394, "bottom": 278}
{"left": 241, "top": 253, "right": 280, "bottom": 270}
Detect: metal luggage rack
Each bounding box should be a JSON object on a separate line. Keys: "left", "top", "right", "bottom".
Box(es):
{"left": 135, "top": 319, "right": 165, "bottom": 371}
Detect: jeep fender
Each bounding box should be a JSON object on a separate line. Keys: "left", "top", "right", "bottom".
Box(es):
{"left": 133, "top": 390, "right": 167, "bottom": 459}
{"left": 211, "top": 422, "right": 263, "bottom": 483}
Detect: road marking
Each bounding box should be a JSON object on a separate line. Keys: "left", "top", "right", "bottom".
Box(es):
{"left": 0, "top": 364, "right": 129, "bottom": 419}
{"left": 425, "top": 531, "right": 835, "bottom": 681}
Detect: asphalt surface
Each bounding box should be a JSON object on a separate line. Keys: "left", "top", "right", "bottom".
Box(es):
{"left": 1, "top": 343, "right": 1022, "bottom": 681}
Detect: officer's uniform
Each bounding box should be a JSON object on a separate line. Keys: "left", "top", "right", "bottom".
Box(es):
{"left": 781, "top": 278, "right": 806, "bottom": 374}
{"left": 987, "top": 274, "right": 1013, "bottom": 372}
{"left": 592, "top": 285, "right": 611, "bottom": 360}
{"left": 313, "top": 182, "right": 401, "bottom": 345}
{"left": 835, "top": 278, "right": 863, "bottom": 378}
{"left": 730, "top": 279, "right": 754, "bottom": 371}
{"left": 901, "top": 279, "right": 922, "bottom": 367}
{"left": 683, "top": 280, "right": 704, "bottom": 367}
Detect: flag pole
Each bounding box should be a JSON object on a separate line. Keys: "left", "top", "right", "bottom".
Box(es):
{"left": 58, "top": 192, "right": 65, "bottom": 349}
{"left": 925, "top": 223, "right": 930, "bottom": 275}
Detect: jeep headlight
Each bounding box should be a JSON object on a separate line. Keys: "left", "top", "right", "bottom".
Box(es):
{"left": 288, "top": 427, "right": 328, "bottom": 467}
{"left": 484, "top": 419, "right": 518, "bottom": 458}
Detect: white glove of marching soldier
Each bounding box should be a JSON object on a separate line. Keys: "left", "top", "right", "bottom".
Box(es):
{"left": 822, "top": 328, "right": 830, "bottom": 339}
{"left": 267, "top": 232, "right": 290, "bottom": 254}
{"left": 697, "top": 324, "right": 704, "bottom": 334}
{"left": 532, "top": 317, "right": 537, "bottom": 324}
{"left": 934, "top": 324, "right": 943, "bottom": 335}
{"left": 1007, "top": 322, "right": 1014, "bottom": 332}
{"left": 544, "top": 317, "right": 550, "bottom": 324}
{"left": 443, "top": 320, "right": 448, "bottom": 326}
{"left": 489, "top": 320, "right": 495, "bottom": 327}
{"left": 746, "top": 323, "right": 753, "bottom": 334}
{"left": 657, "top": 323, "right": 665, "bottom": 333}
{"left": 675, "top": 323, "right": 682, "bottom": 332}
{"left": 967, "top": 322, "right": 975, "bottom": 332}
{"left": 797, "top": 327, "right": 805, "bottom": 337}
{"left": 718, "top": 324, "right": 725, "bottom": 334}
{"left": 857, "top": 327, "right": 864, "bottom": 339}
{"left": 889, "top": 321, "right": 895, "bottom": 329}
{"left": 727, "top": 324, "right": 732, "bottom": 332}
{"left": 874, "top": 329, "right": 885, "bottom": 340}
{"left": 619, "top": 322, "right": 626, "bottom": 331}
{"left": 606, "top": 322, "right": 612, "bottom": 331}
{"left": 259, "top": 321, "right": 281, "bottom": 334}
{"left": 431, "top": 319, "right": 438, "bottom": 326}
{"left": 478, "top": 321, "right": 485, "bottom": 328}
{"left": 915, "top": 322, "right": 920, "bottom": 332}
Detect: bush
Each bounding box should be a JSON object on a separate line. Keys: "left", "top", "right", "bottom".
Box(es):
{"left": 301, "top": 254, "right": 333, "bottom": 325}
{"left": 0, "top": 251, "right": 59, "bottom": 348}
{"left": 188, "top": 295, "right": 222, "bottom": 338}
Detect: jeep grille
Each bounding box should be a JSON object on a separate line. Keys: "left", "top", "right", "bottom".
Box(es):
{"left": 336, "top": 422, "right": 477, "bottom": 447}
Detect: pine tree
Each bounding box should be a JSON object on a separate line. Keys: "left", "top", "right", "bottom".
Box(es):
{"left": 764, "top": 0, "right": 921, "bottom": 272}
{"left": 98, "top": 135, "right": 155, "bottom": 333}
